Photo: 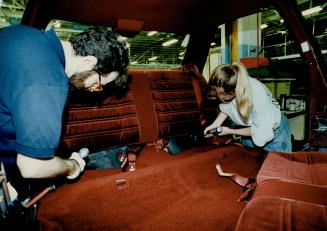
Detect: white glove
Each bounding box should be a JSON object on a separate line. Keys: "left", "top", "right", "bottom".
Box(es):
{"left": 67, "top": 152, "right": 86, "bottom": 180}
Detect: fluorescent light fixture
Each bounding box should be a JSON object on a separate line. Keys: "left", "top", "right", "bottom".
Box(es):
{"left": 211, "top": 42, "right": 216, "bottom": 46}
{"left": 119, "top": 36, "right": 128, "bottom": 41}
{"left": 131, "top": 61, "right": 138, "bottom": 64}
{"left": 181, "top": 34, "right": 190, "bottom": 47}
{"left": 302, "top": 6, "right": 322, "bottom": 16}
{"left": 260, "top": 24, "right": 268, "bottom": 29}
{"left": 53, "top": 21, "right": 61, "bottom": 28}
{"left": 162, "top": 39, "right": 178, "bottom": 47}
{"left": 147, "top": 31, "right": 158, "bottom": 36}
{"left": 148, "top": 56, "right": 158, "bottom": 61}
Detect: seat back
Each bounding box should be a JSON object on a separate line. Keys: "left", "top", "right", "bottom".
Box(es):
{"left": 57, "top": 69, "right": 214, "bottom": 154}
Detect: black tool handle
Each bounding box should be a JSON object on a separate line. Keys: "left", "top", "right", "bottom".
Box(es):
{"left": 207, "top": 127, "right": 223, "bottom": 135}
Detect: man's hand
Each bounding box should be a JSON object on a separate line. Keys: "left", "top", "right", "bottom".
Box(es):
{"left": 67, "top": 152, "right": 86, "bottom": 180}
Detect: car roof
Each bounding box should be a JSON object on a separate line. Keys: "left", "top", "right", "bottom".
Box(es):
{"left": 22, "top": 0, "right": 270, "bottom": 34}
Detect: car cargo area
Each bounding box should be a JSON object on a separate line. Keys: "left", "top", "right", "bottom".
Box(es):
{"left": 37, "top": 144, "right": 264, "bottom": 230}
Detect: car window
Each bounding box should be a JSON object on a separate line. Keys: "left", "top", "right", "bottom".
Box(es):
{"left": 204, "top": 4, "right": 326, "bottom": 97}
{"left": 46, "top": 20, "right": 188, "bottom": 69}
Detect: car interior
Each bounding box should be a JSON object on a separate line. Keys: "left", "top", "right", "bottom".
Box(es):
{"left": 1, "top": 0, "right": 327, "bottom": 230}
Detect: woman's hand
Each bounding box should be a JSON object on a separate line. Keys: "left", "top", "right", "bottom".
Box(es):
{"left": 204, "top": 125, "right": 232, "bottom": 137}
{"left": 204, "top": 124, "right": 216, "bottom": 136}
{"left": 204, "top": 126, "right": 234, "bottom": 137}
{"left": 217, "top": 126, "right": 232, "bottom": 136}
{"left": 203, "top": 112, "right": 228, "bottom": 137}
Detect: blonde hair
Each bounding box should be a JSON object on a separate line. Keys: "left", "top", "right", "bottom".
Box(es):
{"left": 208, "top": 62, "right": 252, "bottom": 119}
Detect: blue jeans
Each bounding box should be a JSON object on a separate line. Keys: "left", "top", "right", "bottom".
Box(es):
{"left": 86, "top": 146, "right": 129, "bottom": 169}
{"left": 241, "top": 113, "right": 292, "bottom": 152}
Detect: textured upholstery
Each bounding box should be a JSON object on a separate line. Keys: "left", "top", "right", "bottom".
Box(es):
{"left": 58, "top": 85, "right": 139, "bottom": 154}
{"left": 145, "top": 70, "right": 202, "bottom": 137}
{"left": 233, "top": 151, "right": 327, "bottom": 230}
{"left": 253, "top": 179, "right": 327, "bottom": 206}
{"left": 235, "top": 196, "right": 327, "bottom": 231}
{"left": 257, "top": 151, "right": 327, "bottom": 186}
{"left": 252, "top": 151, "right": 327, "bottom": 205}
{"left": 57, "top": 69, "right": 211, "bottom": 154}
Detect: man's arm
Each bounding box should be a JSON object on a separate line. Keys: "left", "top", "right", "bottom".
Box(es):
{"left": 16, "top": 153, "right": 82, "bottom": 179}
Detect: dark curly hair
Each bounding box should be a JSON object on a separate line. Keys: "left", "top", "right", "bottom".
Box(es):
{"left": 69, "top": 27, "right": 130, "bottom": 89}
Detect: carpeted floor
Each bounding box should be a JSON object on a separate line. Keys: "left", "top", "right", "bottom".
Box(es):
{"left": 37, "top": 144, "right": 265, "bottom": 231}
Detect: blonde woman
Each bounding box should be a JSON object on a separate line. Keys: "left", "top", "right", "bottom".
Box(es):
{"left": 204, "top": 62, "right": 292, "bottom": 152}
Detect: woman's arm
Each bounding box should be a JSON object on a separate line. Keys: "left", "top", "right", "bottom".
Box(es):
{"left": 204, "top": 111, "right": 228, "bottom": 135}
{"left": 219, "top": 126, "right": 251, "bottom": 137}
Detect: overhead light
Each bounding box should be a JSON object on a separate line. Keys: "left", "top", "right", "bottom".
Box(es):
{"left": 147, "top": 31, "right": 157, "bottom": 36}
{"left": 179, "top": 51, "right": 185, "bottom": 56}
{"left": 119, "top": 36, "right": 128, "bottom": 41}
{"left": 131, "top": 61, "right": 138, "bottom": 64}
{"left": 162, "top": 39, "right": 178, "bottom": 47}
{"left": 280, "top": 19, "right": 284, "bottom": 23}
{"left": 260, "top": 24, "right": 268, "bottom": 29}
{"left": 53, "top": 20, "right": 61, "bottom": 28}
{"left": 302, "top": 6, "right": 322, "bottom": 16}
{"left": 211, "top": 42, "right": 216, "bottom": 46}
{"left": 181, "top": 34, "right": 190, "bottom": 47}
{"left": 148, "top": 56, "right": 158, "bottom": 61}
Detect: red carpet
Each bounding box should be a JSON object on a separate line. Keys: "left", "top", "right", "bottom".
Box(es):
{"left": 38, "top": 144, "right": 264, "bottom": 231}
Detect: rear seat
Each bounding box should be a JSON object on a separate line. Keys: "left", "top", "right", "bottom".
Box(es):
{"left": 57, "top": 68, "right": 215, "bottom": 155}
{"left": 235, "top": 151, "right": 327, "bottom": 230}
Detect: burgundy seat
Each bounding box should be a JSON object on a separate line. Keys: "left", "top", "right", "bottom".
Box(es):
{"left": 57, "top": 68, "right": 213, "bottom": 155}
{"left": 253, "top": 151, "right": 327, "bottom": 205}
{"left": 257, "top": 151, "right": 327, "bottom": 186}
{"left": 235, "top": 196, "right": 327, "bottom": 231}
